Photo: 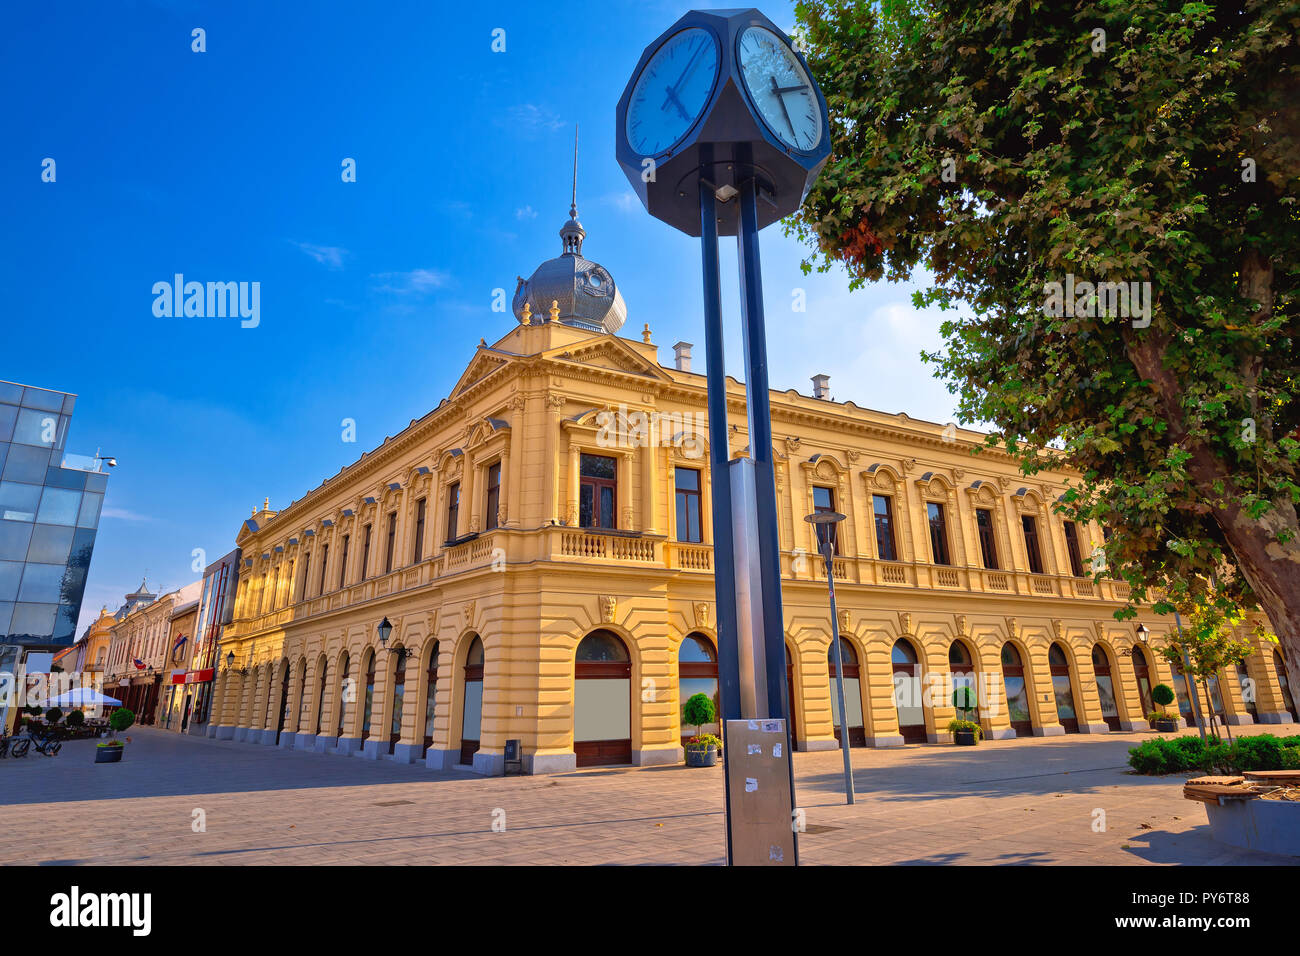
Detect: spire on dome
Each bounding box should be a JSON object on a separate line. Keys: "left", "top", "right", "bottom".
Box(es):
{"left": 560, "top": 124, "right": 585, "bottom": 256}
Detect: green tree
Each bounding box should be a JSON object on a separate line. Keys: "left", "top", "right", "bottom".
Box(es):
{"left": 1156, "top": 590, "right": 1258, "bottom": 740}
{"left": 792, "top": 0, "right": 1300, "bottom": 691}
{"left": 682, "top": 692, "right": 717, "bottom": 739}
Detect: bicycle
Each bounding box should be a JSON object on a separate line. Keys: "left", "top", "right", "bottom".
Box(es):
{"left": 27, "top": 731, "right": 62, "bottom": 757}
{"left": 1, "top": 734, "right": 31, "bottom": 758}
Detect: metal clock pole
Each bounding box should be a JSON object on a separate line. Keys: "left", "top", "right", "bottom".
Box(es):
{"left": 699, "top": 177, "right": 743, "bottom": 865}
{"left": 735, "top": 172, "right": 791, "bottom": 727}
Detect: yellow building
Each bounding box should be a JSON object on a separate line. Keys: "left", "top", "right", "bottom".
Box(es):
{"left": 210, "top": 212, "right": 1297, "bottom": 774}
{"left": 52, "top": 606, "right": 116, "bottom": 685}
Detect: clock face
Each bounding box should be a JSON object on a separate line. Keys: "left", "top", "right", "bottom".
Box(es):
{"left": 625, "top": 27, "right": 720, "bottom": 157}
{"left": 737, "top": 25, "right": 823, "bottom": 151}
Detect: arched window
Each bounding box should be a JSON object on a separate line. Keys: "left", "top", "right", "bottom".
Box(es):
{"left": 423, "top": 641, "right": 440, "bottom": 757}
{"left": 1275, "top": 650, "right": 1298, "bottom": 722}
{"left": 1092, "top": 645, "right": 1119, "bottom": 731}
{"left": 891, "top": 638, "right": 926, "bottom": 743}
{"left": 274, "top": 660, "right": 291, "bottom": 745}
{"left": 460, "top": 636, "right": 484, "bottom": 765}
{"left": 1000, "top": 644, "right": 1032, "bottom": 736}
{"left": 1049, "top": 643, "right": 1079, "bottom": 733}
{"left": 1132, "top": 645, "right": 1154, "bottom": 718}
{"left": 828, "top": 639, "right": 864, "bottom": 746}
{"left": 949, "top": 640, "right": 978, "bottom": 724}
{"left": 361, "top": 651, "right": 376, "bottom": 741}
{"left": 678, "top": 634, "right": 718, "bottom": 746}
{"left": 389, "top": 650, "right": 407, "bottom": 755}
{"left": 574, "top": 629, "right": 631, "bottom": 766}
{"left": 1235, "top": 660, "right": 1257, "bottom": 720}
{"left": 336, "top": 652, "right": 350, "bottom": 739}
{"left": 315, "top": 659, "right": 328, "bottom": 735}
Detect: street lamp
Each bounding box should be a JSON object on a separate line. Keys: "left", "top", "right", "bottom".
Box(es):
{"left": 377, "top": 617, "right": 393, "bottom": 649}
{"left": 225, "top": 651, "right": 235, "bottom": 669}
{"left": 804, "top": 508, "right": 854, "bottom": 805}
{"left": 1136, "top": 623, "right": 1149, "bottom": 644}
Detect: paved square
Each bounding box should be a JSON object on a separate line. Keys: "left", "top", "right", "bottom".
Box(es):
{"left": 2, "top": 725, "right": 1297, "bottom": 865}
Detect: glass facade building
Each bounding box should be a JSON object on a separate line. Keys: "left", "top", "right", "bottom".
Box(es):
{"left": 0, "top": 379, "right": 109, "bottom": 649}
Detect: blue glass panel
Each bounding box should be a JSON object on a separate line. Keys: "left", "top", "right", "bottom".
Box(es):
{"left": 61, "top": 395, "right": 76, "bottom": 415}
{"left": 0, "top": 600, "right": 12, "bottom": 634}
{"left": 26, "top": 524, "right": 73, "bottom": 564}
{"left": 76, "top": 491, "right": 102, "bottom": 529}
{"left": 2, "top": 443, "right": 51, "bottom": 483}
{"left": 0, "top": 383, "right": 23, "bottom": 403}
{"left": 0, "top": 443, "right": 7, "bottom": 474}
{"left": 62, "top": 540, "right": 92, "bottom": 605}
{"left": 84, "top": 472, "right": 108, "bottom": 493}
{"left": 18, "top": 563, "right": 65, "bottom": 603}
{"left": 20, "top": 387, "right": 64, "bottom": 412}
{"left": 0, "top": 560, "right": 21, "bottom": 601}
{"left": 13, "top": 408, "right": 60, "bottom": 447}
{"left": 53, "top": 604, "right": 77, "bottom": 643}
{"left": 0, "top": 403, "right": 16, "bottom": 441}
{"left": 0, "top": 520, "right": 33, "bottom": 561}
{"left": 45, "top": 466, "right": 86, "bottom": 490}
{"left": 0, "top": 481, "right": 41, "bottom": 521}
{"left": 9, "top": 602, "right": 56, "bottom": 639}
{"left": 37, "top": 487, "right": 81, "bottom": 526}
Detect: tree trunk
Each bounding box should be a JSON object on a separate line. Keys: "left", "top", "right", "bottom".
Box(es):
{"left": 1124, "top": 323, "right": 1300, "bottom": 715}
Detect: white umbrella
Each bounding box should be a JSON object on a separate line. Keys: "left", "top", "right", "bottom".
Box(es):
{"left": 44, "top": 688, "right": 122, "bottom": 708}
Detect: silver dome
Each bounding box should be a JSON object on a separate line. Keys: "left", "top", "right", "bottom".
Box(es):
{"left": 512, "top": 178, "right": 627, "bottom": 334}
{"left": 512, "top": 251, "right": 627, "bottom": 334}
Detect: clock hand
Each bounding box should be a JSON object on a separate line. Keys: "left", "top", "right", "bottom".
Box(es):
{"left": 662, "top": 41, "right": 706, "bottom": 114}
{"left": 773, "top": 82, "right": 810, "bottom": 95}
{"left": 664, "top": 86, "right": 690, "bottom": 122}
{"left": 770, "top": 74, "right": 797, "bottom": 140}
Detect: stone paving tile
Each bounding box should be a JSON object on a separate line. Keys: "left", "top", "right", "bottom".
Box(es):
{"left": 2, "top": 724, "right": 1298, "bottom": 865}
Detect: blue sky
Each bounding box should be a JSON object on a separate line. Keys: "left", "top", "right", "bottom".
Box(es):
{"left": 0, "top": 0, "right": 957, "bottom": 636}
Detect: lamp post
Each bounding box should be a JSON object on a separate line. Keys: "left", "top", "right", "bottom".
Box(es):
{"left": 804, "top": 509, "right": 853, "bottom": 804}
{"left": 225, "top": 651, "right": 235, "bottom": 669}
{"left": 377, "top": 617, "right": 392, "bottom": 649}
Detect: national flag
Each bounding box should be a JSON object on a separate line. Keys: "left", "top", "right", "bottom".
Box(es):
{"left": 132, "top": 657, "right": 146, "bottom": 670}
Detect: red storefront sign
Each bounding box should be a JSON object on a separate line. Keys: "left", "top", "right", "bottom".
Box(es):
{"left": 184, "top": 669, "right": 214, "bottom": 684}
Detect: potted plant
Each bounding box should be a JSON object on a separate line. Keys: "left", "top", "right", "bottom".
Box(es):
{"left": 950, "top": 685, "right": 981, "bottom": 744}
{"left": 96, "top": 707, "right": 135, "bottom": 763}
{"left": 1150, "top": 684, "right": 1179, "bottom": 732}
{"left": 66, "top": 710, "right": 85, "bottom": 737}
{"left": 948, "top": 718, "right": 983, "bottom": 745}
{"left": 683, "top": 693, "right": 720, "bottom": 767}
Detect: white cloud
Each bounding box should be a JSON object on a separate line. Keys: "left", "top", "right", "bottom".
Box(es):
{"left": 290, "top": 241, "right": 347, "bottom": 269}
{"left": 500, "top": 104, "right": 565, "bottom": 136}
{"left": 603, "top": 190, "right": 640, "bottom": 214}
{"left": 100, "top": 507, "right": 153, "bottom": 522}
{"left": 370, "top": 268, "right": 452, "bottom": 295}
{"left": 516, "top": 205, "right": 538, "bottom": 220}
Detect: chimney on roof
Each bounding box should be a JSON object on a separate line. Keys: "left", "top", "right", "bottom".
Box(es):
{"left": 672, "top": 341, "right": 693, "bottom": 372}
{"left": 811, "top": 374, "right": 831, "bottom": 400}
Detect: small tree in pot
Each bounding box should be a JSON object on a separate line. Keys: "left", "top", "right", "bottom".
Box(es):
{"left": 949, "top": 685, "right": 982, "bottom": 745}
{"left": 1150, "top": 684, "right": 1179, "bottom": 732}
{"left": 96, "top": 707, "right": 135, "bottom": 763}
{"left": 683, "top": 693, "right": 720, "bottom": 767}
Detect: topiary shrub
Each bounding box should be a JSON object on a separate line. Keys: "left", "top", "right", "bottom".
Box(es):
{"left": 108, "top": 707, "right": 136, "bottom": 740}
{"left": 682, "top": 693, "right": 716, "bottom": 745}
{"left": 66, "top": 710, "right": 85, "bottom": 729}
{"left": 1151, "top": 683, "right": 1176, "bottom": 715}
{"left": 44, "top": 707, "right": 63, "bottom": 724}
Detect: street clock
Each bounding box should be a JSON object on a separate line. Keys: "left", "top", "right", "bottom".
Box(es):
{"left": 615, "top": 8, "right": 831, "bottom": 237}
